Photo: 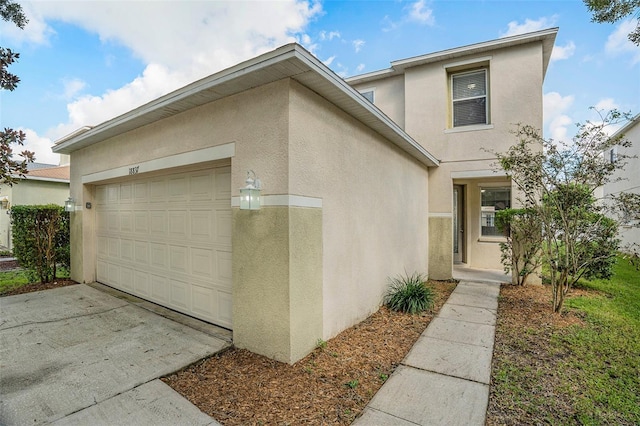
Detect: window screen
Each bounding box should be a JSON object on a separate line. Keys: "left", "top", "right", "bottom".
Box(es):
{"left": 452, "top": 70, "right": 487, "bottom": 127}
{"left": 481, "top": 187, "right": 510, "bottom": 237}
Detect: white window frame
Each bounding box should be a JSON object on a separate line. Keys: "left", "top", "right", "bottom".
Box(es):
{"left": 480, "top": 185, "right": 510, "bottom": 238}
{"left": 450, "top": 69, "right": 489, "bottom": 128}
{"left": 359, "top": 87, "right": 375, "bottom": 103}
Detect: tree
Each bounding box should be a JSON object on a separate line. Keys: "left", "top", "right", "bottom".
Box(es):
{"left": 494, "top": 109, "right": 640, "bottom": 312}
{"left": 1, "top": 0, "right": 34, "bottom": 184}
{"left": 584, "top": 0, "right": 640, "bottom": 45}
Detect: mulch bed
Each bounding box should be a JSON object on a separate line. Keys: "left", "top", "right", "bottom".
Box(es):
{"left": 162, "top": 280, "right": 457, "bottom": 425}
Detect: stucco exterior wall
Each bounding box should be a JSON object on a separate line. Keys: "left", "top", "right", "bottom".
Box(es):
{"left": 369, "top": 42, "right": 545, "bottom": 278}
{"left": 69, "top": 79, "right": 292, "bottom": 284}
{"left": 287, "top": 80, "right": 430, "bottom": 340}
{"left": 352, "top": 75, "right": 405, "bottom": 128}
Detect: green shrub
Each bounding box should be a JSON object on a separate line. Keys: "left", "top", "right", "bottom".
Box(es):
{"left": 385, "top": 272, "right": 434, "bottom": 314}
{"left": 11, "top": 204, "right": 70, "bottom": 284}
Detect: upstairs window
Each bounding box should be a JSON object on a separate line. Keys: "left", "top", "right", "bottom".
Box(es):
{"left": 361, "top": 90, "right": 374, "bottom": 103}
{"left": 451, "top": 69, "right": 488, "bottom": 127}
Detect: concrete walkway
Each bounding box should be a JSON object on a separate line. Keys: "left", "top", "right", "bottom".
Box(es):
{"left": 353, "top": 268, "right": 506, "bottom": 425}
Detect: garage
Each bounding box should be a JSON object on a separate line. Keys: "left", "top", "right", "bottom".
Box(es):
{"left": 95, "top": 165, "right": 233, "bottom": 329}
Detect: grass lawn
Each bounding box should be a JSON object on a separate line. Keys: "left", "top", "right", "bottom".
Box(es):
{"left": 0, "top": 267, "right": 72, "bottom": 296}
{"left": 488, "top": 255, "right": 640, "bottom": 425}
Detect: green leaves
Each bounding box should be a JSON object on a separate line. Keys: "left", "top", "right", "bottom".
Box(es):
{"left": 11, "top": 205, "right": 70, "bottom": 284}
{"left": 384, "top": 272, "right": 434, "bottom": 314}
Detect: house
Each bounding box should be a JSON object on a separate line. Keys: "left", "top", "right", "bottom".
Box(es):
{"left": 603, "top": 114, "right": 640, "bottom": 251}
{"left": 52, "top": 28, "right": 557, "bottom": 364}
{"left": 0, "top": 162, "right": 71, "bottom": 250}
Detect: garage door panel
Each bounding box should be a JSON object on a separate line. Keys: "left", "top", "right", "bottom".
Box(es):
{"left": 216, "top": 209, "right": 232, "bottom": 243}
{"left": 120, "top": 211, "right": 133, "bottom": 233}
{"left": 218, "top": 292, "right": 233, "bottom": 326}
{"left": 150, "top": 211, "right": 167, "bottom": 235}
{"left": 120, "top": 267, "right": 134, "bottom": 291}
{"left": 190, "top": 210, "right": 213, "bottom": 240}
{"left": 96, "top": 166, "right": 232, "bottom": 329}
{"left": 190, "top": 173, "right": 214, "bottom": 201}
{"left": 134, "top": 211, "right": 148, "bottom": 234}
{"left": 170, "top": 279, "right": 190, "bottom": 310}
{"left": 217, "top": 250, "right": 232, "bottom": 282}
{"left": 191, "top": 248, "right": 213, "bottom": 278}
{"left": 120, "top": 239, "right": 134, "bottom": 262}
{"left": 150, "top": 179, "right": 166, "bottom": 202}
{"left": 149, "top": 243, "right": 167, "bottom": 268}
{"left": 169, "top": 245, "right": 188, "bottom": 273}
{"left": 168, "top": 210, "right": 188, "bottom": 238}
{"left": 215, "top": 170, "right": 231, "bottom": 201}
{"left": 151, "top": 274, "right": 169, "bottom": 302}
{"left": 134, "top": 271, "right": 150, "bottom": 296}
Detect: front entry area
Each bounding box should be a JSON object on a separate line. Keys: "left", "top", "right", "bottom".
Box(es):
{"left": 94, "top": 165, "right": 233, "bottom": 329}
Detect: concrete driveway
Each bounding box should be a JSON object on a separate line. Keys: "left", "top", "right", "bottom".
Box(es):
{"left": 0, "top": 284, "right": 230, "bottom": 425}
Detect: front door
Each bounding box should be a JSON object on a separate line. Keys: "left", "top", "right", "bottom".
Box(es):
{"left": 453, "top": 185, "right": 465, "bottom": 264}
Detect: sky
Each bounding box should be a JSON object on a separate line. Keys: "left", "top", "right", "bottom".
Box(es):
{"left": 1, "top": 0, "right": 639, "bottom": 165}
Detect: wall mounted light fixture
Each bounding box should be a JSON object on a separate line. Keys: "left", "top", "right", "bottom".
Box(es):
{"left": 64, "top": 197, "right": 75, "bottom": 212}
{"left": 240, "top": 170, "right": 261, "bottom": 210}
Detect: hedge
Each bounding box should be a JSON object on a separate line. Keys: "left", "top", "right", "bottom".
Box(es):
{"left": 11, "top": 204, "right": 70, "bottom": 284}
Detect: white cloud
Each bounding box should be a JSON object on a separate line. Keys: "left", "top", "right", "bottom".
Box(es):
{"left": 20, "top": 128, "right": 58, "bottom": 165}
{"left": 500, "top": 16, "right": 557, "bottom": 38}
{"left": 605, "top": 19, "right": 640, "bottom": 64}
{"left": 551, "top": 41, "right": 575, "bottom": 62}
{"left": 61, "top": 78, "right": 87, "bottom": 100}
{"left": 0, "top": 3, "right": 55, "bottom": 46}
{"left": 382, "top": 15, "right": 400, "bottom": 32}
{"left": 18, "top": 1, "right": 323, "bottom": 162}
{"left": 407, "top": 0, "right": 435, "bottom": 26}
{"left": 319, "top": 30, "right": 341, "bottom": 41}
{"left": 353, "top": 39, "right": 365, "bottom": 53}
{"left": 594, "top": 98, "right": 620, "bottom": 112}
{"left": 323, "top": 55, "right": 336, "bottom": 66}
{"left": 355, "top": 63, "right": 365, "bottom": 73}
{"left": 544, "top": 91, "right": 575, "bottom": 142}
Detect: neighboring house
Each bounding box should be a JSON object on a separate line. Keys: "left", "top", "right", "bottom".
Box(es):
{"left": 52, "top": 28, "right": 556, "bottom": 364}
{"left": 0, "top": 163, "right": 71, "bottom": 250}
{"left": 603, "top": 114, "right": 640, "bottom": 251}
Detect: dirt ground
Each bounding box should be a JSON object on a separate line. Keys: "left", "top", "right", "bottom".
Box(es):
{"left": 0, "top": 259, "right": 78, "bottom": 296}
{"left": 162, "top": 281, "right": 456, "bottom": 425}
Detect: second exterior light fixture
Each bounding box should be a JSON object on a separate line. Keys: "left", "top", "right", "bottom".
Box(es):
{"left": 240, "top": 170, "right": 262, "bottom": 210}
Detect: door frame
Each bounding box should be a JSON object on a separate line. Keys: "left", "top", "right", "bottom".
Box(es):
{"left": 453, "top": 184, "right": 466, "bottom": 264}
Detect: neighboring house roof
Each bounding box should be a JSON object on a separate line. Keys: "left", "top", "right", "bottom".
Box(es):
{"left": 346, "top": 27, "right": 558, "bottom": 85}
{"left": 27, "top": 162, "right": 59, "bottom": 171}
{"left": 53, "top": 44, "right": 439, "bottom": 167}
{"left": 22, "top": 165, "right": 70, "bottom": 183}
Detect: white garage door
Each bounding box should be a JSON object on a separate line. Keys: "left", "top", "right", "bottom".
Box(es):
{"left": 95, "top": 166, "right": 233, "bottom": 329}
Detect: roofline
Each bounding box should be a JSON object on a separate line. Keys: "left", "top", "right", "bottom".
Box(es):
{"left": 53, "top": 44, "right": 439, "bottom": 167}
{"left": 346, "top": 27, "right": 559, "bottom": 84}
{"left": 612, "top": 113, "right": 640, "bottom": 138}
{"left": 23, "top": 176, "right": 70, "bottom": 183}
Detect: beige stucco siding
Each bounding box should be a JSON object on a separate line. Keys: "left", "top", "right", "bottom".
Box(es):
{"left": 288, "top": 80, "right": 430, "bottom": 339}
{"left": 405, "top": 42, "right": 543, "bottom": 160}
{"left": 69, "top": 79, "right": 292, "bottom": 284}
{"left": 352, "top": 75, "right": 406, "bottom": 128}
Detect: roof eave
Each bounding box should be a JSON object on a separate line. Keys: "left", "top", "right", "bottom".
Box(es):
{"left": 52, "top": 44, "right": 439, "bottom": 168}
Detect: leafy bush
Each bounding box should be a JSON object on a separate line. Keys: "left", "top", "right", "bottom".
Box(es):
{"left": 496, "top": 208, "right": 542, "bottom": 285}
{"left": 11, "top": 204, "right": 70, "bottom": 284}
{"left": 385, "top": 272, "right": 434, "bottom": 314}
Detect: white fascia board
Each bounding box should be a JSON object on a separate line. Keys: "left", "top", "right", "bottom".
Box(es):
{"left": 21, "top": 176, "right": 70, "bottom": 183}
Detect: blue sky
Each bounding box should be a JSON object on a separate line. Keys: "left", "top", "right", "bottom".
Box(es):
{"left": 1, "top": 0, "right": 638, "bottom": 164}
